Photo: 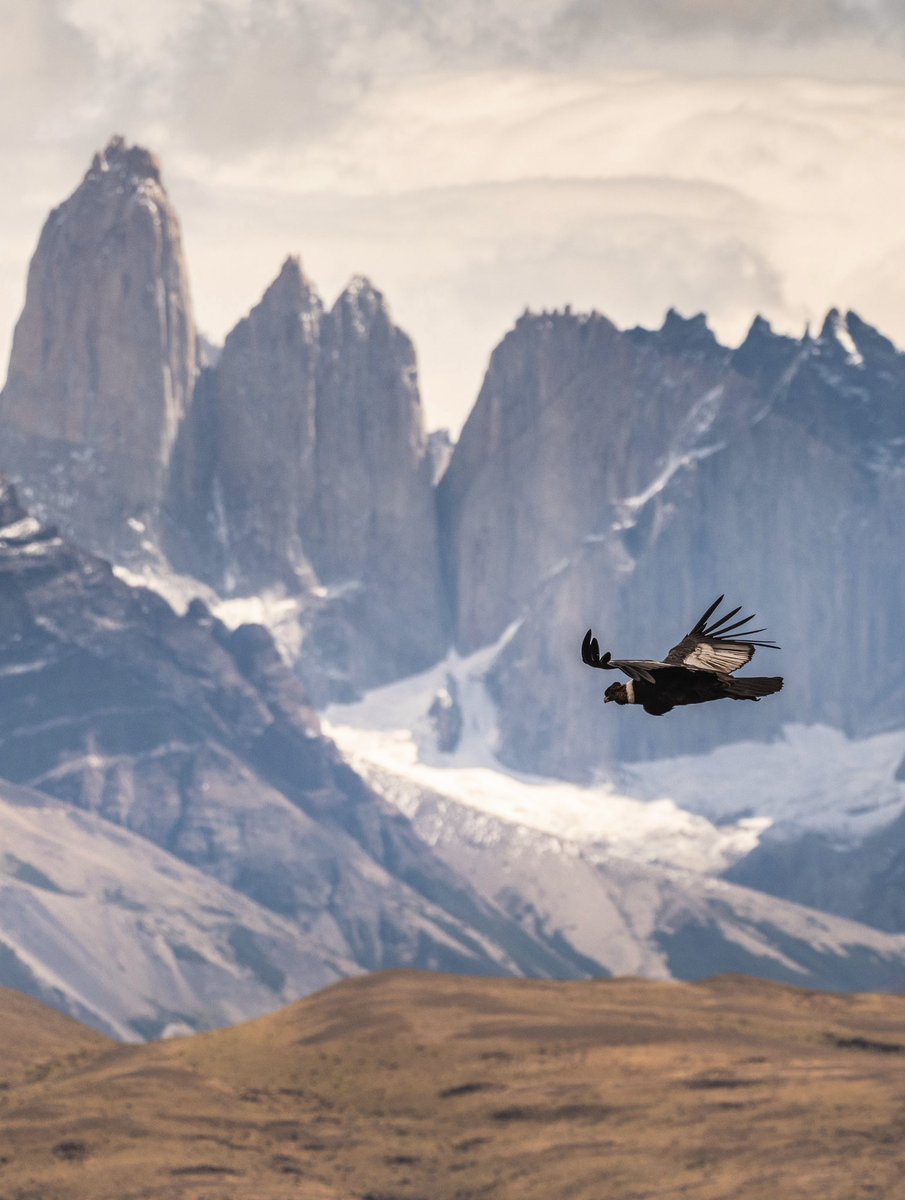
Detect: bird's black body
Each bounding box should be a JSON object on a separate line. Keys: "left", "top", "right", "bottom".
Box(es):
{"left": 582, "top": 596, "right": 783, "bottom": 717}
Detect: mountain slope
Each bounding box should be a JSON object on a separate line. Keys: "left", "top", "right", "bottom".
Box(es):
{"left": 0, "top": 479, "right": 617, "bottom": 1034}
{"left": 0, "top": 981, "right": 110, "bottom": 1080}
{"left": 0, "top": 777, "right": 356, "bottom": 1040}
{"left": 324, "top": 660, "right": 905, "bottom": 993}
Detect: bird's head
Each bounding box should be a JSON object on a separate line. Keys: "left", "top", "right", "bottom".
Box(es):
{"left": 604, "top": 682, "right": 629, "bottom": 705}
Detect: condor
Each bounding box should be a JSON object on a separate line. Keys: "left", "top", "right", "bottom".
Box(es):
{"left": 581, "top": 596, "right": 783, "bottom": 717}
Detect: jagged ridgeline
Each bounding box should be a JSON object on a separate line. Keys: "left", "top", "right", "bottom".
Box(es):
{"left": 5, "top": 137, "right": 905, "bottom": 772}
{"left": 439, "top": 303, "right": 905, "bottom": 773}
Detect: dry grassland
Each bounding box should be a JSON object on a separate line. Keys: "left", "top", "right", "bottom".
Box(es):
{"left": 2, "top": 970, "right": 905, "bottom": 1198}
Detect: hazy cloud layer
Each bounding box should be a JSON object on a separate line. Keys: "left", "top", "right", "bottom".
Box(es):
{"left": 1, "top": 0, "right": 905, "bottom": 428}
{"left": 32, "top": 0, "right": 905, "bottom": 160}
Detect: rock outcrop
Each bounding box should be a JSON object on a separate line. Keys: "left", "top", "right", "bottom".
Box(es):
{"left": 0, "top": 136, "right": 198, "bottom": 559}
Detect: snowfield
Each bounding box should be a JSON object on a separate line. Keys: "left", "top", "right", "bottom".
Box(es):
{"left": 324, "top": 643, "right": 905, "bottom": 871}
{"left": 323, "top": 645, "right": 905, "bottom": 991}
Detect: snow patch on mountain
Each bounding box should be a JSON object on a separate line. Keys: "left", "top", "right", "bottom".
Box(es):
{"left": 324, "top": 642, "right": 764, "bottom": 876}
{"left": 326, "top": 663, "right": 905, "bottom": 990}
{"left": 625, "top": 724, "right": 905, "bottom": 843}
{"left": 112, "top": 562, "right": 304, "bottom": 661}
{"left": 326, "top": 643, "right": 905, "bottom": 873}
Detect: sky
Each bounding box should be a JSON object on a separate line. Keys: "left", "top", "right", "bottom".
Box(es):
{"left": 4, "top": 0, "right": 905, "bottom": 433}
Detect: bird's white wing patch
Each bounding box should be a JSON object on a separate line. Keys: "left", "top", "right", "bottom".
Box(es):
{"left": 681, "top": 641, "right": 753, "bottom": 674}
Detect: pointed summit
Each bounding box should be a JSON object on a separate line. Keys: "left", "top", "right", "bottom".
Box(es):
{"left": 267, "top": 255, "right": 319, "bottom": 306}
{"left": 844, "top": 310, "right": 899, "bottom": 362}
{"left": 0, "top": 136, "right": 198, "bottom": 559}
{"left": 818, "top": 307, "right": 843, "bottom": 341}
{"left": 246, "top": 256, "right": 323, "bottom": 332}
{"left": 659, "top": 308, "right": 721, "bottom": 356}
{"left": 333, "top": 275, "right": 390, "bottom": 329}
{"left": 742, "top": 313, "right": 774, "bottom": 342}
{"left": 732, "top": 313, "right": 805, "bottom": 381}
{"left": 340, "top": 274, "right": 381, "bottom": 302}
{"left": 90, "top": 134, "right": 162, "bottom": 184}
{"left": 626, "top": 307, "right": 722, "bottom": 361}
{"left": 818, "top": 308, "right": 864, "bottom": 365}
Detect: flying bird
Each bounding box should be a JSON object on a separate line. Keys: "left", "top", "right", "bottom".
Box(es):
{"left": 581, "top": 595, "right": 783, "bottom": 716}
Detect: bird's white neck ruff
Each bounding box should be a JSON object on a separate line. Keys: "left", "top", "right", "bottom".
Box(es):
{"left": 625, "top": 680, "right": 636, "bottom": 704}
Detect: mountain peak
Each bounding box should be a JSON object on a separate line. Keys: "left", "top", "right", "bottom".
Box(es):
{"left": 263, "top": 255, "right": 321, "bottom": 311}
{"left": 89, "top": 135, "right": 162, "bottom": 186}
{"left": 818, "top": 307, "right": 843, "bottom": 341}
{"left": 844, "top": 309, "right": 900, "bottom": 361}
{"left": 335, "top": 275, "right": 388, "bottom": 319}
{"left": 817, "top": 308, "right": 864, "bottom": 365}
{"left": 731, "top": 313, "right": 802, "bottom": 379}
{"left": 0, "top": 137, "right": 197, "bottom": 557}
{"left": 626, "top": 307, "right": 721, "bottom": 359}
{"left": 659, "top": 307, "right": 719, "bottom": 352}
{"left": 742, "top": 313, "right": 774, "bottom": 341}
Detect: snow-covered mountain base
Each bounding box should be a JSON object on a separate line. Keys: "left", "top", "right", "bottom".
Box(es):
{"left": 324, "top": 646, "right": 905, "bottom": 993}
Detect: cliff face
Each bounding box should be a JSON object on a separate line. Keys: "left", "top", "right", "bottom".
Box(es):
{"left": 166, "top": 256, "right": 322, "bottom": 591}
{"left": 438, "top": 309, "right": 748, "bottom": 656}
{"left": 303, "top": 277, "right": 449, "bottom": 694}
{"left": 440, "top": 308, "right": 905, "bottom": 777}
{"left": 0, "top": 137, "right": 197, "bottom": 557}
{"left": 166, "top": 266, "right": 448, "bottom": 698}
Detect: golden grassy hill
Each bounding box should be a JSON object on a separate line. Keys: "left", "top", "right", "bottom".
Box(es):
{"left": 0, "top": 984, "right": 110, "bottom": 1081}
{"left": 3, "top": 970, "right": 905, "bottom": 1198}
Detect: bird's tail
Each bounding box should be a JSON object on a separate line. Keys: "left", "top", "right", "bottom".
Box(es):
{"left": 723, "top": 676, "right": 783, "bottom": 702}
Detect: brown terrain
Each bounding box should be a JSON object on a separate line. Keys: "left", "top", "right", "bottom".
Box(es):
{"left": 3, "top": 970, "right": 905, "bottom": 1199}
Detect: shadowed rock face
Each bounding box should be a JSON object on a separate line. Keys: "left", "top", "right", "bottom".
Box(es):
{"left": 0, "top": 137, "right": 198, "bottom": 558}
{"left": 439, "top": 307, "right": 905, "bottom": 777}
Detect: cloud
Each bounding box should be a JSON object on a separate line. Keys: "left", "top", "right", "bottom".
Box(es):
{"left": 46, "top": 0, "right": 905, "bottom": 167}
{"left": 168, "top": 169, "right": 785, "bottom": 430}
{"left": 159, "top": 2, "right": 372, "bottom": 154}
{"left": 160, "top": 67, "right": 905, "bottom": 430}
{"left": 554, "top": 0, "right": 903, "bottom": 47}
{"left": 0, "top": 0, "right": 98, "bottom": 142}
{"left": 2, "top": 2, "right": 905, "bottom": 433}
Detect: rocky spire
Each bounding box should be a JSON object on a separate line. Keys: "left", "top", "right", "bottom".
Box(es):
{"left": 166, "top": 264, "right": 449, "bottom": 697}
{"left": 182, "top": 253, "right": 323, "bottom": 590}
{"left": 0, "top": 135, "right": 198, "bottom": 558}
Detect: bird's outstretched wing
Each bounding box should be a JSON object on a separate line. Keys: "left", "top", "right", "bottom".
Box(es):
{"left": 581, "top": 629, "right": 663, "bottom": 684}
{"left": 664, "top": 595, "right": 779, "bottom": 675}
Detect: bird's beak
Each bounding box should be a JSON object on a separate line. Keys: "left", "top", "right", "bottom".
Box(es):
{"left": 604, "top": 695, "right": 613, "bottom": 703}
